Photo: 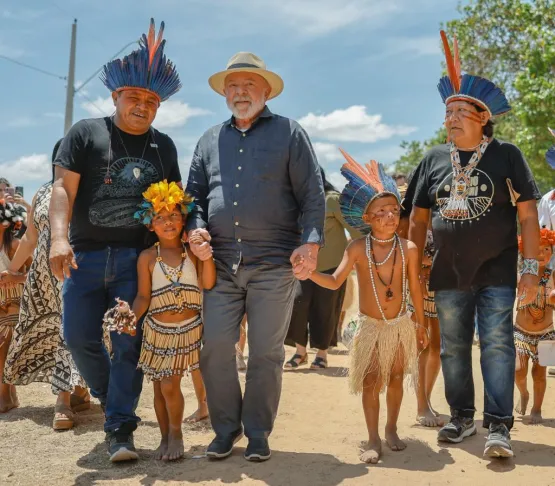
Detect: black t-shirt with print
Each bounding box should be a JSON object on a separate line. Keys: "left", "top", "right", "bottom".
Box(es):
{"left": 410, "top": 139, "right": 540, "bottom": 291}
{"left": 54, "top": 117, "right": 181, "bottom": 252}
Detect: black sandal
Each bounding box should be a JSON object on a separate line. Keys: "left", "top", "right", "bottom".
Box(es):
{"left": 310, "top": 357, "right": 328, "bottom": 369}
{"left": 284, "top": 353, "right": 308, "bottom": 370}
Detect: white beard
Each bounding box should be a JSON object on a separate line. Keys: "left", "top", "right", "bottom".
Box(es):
{"left": 227, "top": 97, "right": 266, "bottom": 120}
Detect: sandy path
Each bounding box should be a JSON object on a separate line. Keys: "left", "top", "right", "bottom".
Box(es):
{"left": 2, "top": 340, "right": 555, "bottom": 486}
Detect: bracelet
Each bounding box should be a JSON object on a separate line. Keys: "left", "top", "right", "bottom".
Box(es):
{"left": 520, "top": 258, "right": 539, "bottom": 276}
{"left": 6, "top": 269, "right": 23, "bottom": 276}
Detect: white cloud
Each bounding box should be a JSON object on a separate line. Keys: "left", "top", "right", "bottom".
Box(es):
{"left": 328, "top": 171, "right": 347, "bottom": 191}
{"left": 0, "top": 154, "right": 50, "bottom": 183}
{"left": 313, "top": 142, "right": 342, "bottom": 165}
{"left": 245, "top": 0, "right": 398, "bottom": 36}
{"left": 299, "top": 105, "right": 416, "bottom": 143}
{"left": 80, "top": 97, "right": 210, "bottom": 130}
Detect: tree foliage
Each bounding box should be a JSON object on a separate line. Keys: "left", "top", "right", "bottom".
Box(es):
{"left": 394, "top": 0, "right": 555, "bottom": 192}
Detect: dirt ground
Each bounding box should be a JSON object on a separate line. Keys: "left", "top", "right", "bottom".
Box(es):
{"left": 2, "top": 340, "right": 555, "bottom": 486}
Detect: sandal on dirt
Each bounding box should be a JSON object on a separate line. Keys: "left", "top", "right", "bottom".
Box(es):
{"left": 70, "top": 391, "right": 91, "bottom": 413}
{"left": 53, "top": 404, "right": 75, "bottom": 431}
{"left": 310, "top": 357, "right": 328, "bottom": 369}
{"left": 284, "top": 353, "right": 308, "bottom": 370}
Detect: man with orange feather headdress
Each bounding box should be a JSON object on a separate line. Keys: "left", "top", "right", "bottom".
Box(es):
{"left": 49, "top": 19, "right": 182, "bottom": 462}
{"left": 407, "top": 30, "right": 541, "bottom": 458}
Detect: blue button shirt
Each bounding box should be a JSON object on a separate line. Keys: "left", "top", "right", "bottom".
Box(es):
{"left": 186, "top": 106, "right": 325, "bottom": 270}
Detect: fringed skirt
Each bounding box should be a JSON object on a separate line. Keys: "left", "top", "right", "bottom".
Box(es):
{"left": 0, "top": 314, "right": 19, "bottom": 348}
{"left": 514, "top": 324, "right": 555, "bottom": 363}
{"left": 138, "top": 314, "right": 202, "bottom": 381}
{"left": 349, "top": 313, "right": 418, "bottom": 395}
{"left": 407, "top": 280, "right": 437, "bottom": 318}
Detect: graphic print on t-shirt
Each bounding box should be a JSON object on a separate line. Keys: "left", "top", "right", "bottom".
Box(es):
{"left": 89, "top": 156, "right": 160, "bottom": 228}
{"left": 436, "top": 168, "right": 494, "bottom": 221}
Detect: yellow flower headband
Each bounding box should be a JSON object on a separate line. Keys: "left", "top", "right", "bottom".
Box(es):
{"left": 134, "top": 180, "right": 195, "bottom": 225}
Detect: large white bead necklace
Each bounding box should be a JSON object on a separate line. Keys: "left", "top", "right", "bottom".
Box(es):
{"left": 366, "top": 233, "right": 407, "bottom": 324}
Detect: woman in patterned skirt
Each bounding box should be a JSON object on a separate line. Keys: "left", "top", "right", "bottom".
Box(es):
{"left": 1, "top": 140, "right": 88, "bottom": 430}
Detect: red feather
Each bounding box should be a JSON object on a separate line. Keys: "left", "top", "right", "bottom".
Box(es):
{"left": 339, "top": 148, "right": 384, "bottom": 193}
{"left": 440, "top": 30, "right": 461, "bottom": 93}
{"left": 147, "top": 19, "right": 165, "bottom": 69}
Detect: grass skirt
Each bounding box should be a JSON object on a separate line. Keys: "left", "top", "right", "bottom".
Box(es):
{"left": 349, "top": 313, "right": 417, "bottom": 395}
{"left": 138, "top": 314, "right": 202, "bottom": 381}
{"left": 514, "top": 324, "right": 555, "bottom": 363}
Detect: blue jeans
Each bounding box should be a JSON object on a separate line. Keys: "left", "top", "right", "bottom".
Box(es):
{"left": 62, "top": 248, "right": 143, "bottom": 433}
{"left": 435, "top": 285, "right": 516, "bottom": 429}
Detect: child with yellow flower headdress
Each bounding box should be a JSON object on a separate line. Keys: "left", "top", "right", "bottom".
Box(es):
{"left": 115, "top": 180, "right": 215, "bottom": 461}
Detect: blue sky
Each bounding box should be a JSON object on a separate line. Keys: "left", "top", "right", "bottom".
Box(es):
{"left": 0, "top": 0, "right": 460, "bottom": 198}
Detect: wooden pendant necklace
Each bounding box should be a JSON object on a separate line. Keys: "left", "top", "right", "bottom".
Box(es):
{"left": 155, "top": 241, "right": 187, "bottom": 289}
{"left": 369, "top": 236, "right": 397, "bottom": 301}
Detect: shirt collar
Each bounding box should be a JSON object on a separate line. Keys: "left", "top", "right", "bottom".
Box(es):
{"left": 225, "top": 105, "right": 274, "bottom": 127}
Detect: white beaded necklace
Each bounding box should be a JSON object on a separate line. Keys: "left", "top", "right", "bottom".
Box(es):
{"left": 368, "top": 236, "right": 397, "bottom": 266}
{"left": 366, "top": 233, "right": 407, "bottom": 324}
{"left": 370, "top": 233, "right": 395, "bottom": 244}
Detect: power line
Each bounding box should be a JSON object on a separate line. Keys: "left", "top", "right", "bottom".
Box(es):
{"left": 0, "top": 54, "right": 66, "bottom": 80}
{"left": 76, "top": 90, "right": 113, "bottom": 117}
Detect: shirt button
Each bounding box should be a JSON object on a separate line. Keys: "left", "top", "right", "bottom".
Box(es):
{"left": 235, "top": 222, "right": 239, "bottom": 226}
{"left": 238, "top": 166, "right": 242, "bottom": 170}
{"left": 239, "top": 149, "right": 243, "bottom": 153}
{"left": 236, "top": 184, "right": 240, "bottom": 188}
{"left": 234, "top": 202, "right": 238, "bottom": 206}
{"left": 242, "top": 133, "right": 246, "bottom": 137}
{"left": 238, "top": 238, "right": 242, "bottom": 242}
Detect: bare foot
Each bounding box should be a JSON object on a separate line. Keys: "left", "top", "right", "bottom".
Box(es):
{"left": 515, "top": 391, "right": 529, "bottom": 416}
{"left": 163, "top": 433, "right": 184, "bottom": 462}
{"left": 0, "top": 389, "right": 19, "bottom": 413}
{"left": 530, "top": 408, "right": 543, "bottom": 424}
{"left": 359, "top": 438, "right": 382, "bottom": 464}
{"left": 184, "top": 402, "right": 209, "bottom": 423}
{"left": 155, "top": 438, "right": 168, "bottom": 460}
{"left": 429, "top": 402, "right": 440, "bottom": 417}
{"left": 416, "top": 409, "right": 444, "bottom": 427}
{"left": 385, "top": 427, "right": 406, "bottom": 452}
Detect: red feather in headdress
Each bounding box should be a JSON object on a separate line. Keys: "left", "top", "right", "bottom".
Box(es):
{"left": 338, "top": 148, "right": 384, "bottom": 193}
{"left": 440, "top": 30, "right": 461, "bottom": 93}
{"left": 147, "top": 18, "right": 165, "bottom": 69}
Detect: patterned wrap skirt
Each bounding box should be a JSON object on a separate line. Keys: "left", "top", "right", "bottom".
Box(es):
{"left": 137, "top": 313, "right": 202, "bottom": 381}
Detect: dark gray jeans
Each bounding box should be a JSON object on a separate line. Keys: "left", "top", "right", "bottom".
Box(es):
{"left": 201, "top": 261, "right": 297, "bottom": 439}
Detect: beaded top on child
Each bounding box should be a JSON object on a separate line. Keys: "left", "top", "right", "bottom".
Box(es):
{"left": 135, "top": 180, "right": 201, "bottom": 314}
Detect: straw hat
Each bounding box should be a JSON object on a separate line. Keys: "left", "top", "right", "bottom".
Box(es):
{"left": 208, "top": 52, "right": 284, "bottom": 100}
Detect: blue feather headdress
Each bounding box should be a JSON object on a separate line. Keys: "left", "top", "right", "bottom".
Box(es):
{"left": 438, "top": 31, "right": 510, "bottom": 117}
{"left": 546, "top": 127, "right": 555, "bottom": 169}
{"left": 338, "top": 149, "right": 400, "bottom": 235}
{"left": 100, "top": 19, "right": 181, "bottom": 102}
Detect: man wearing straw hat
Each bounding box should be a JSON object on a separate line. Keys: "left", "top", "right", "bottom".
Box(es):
{"left": 186, "top": 52, "right": 324, "bottom": 461}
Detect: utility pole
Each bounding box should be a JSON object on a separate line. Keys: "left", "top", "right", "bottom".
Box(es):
{"left": 64, "top": 19, "right": 77, "bottom": 135}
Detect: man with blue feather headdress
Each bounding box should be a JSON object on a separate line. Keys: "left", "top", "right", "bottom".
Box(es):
{"left": 406, "top": 31, "right": 541, "bottom": 459}
{"left": 49, "top": 19, "right": 182, "bottom": 462}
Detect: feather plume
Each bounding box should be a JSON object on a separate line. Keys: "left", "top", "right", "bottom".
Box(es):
{"left": 100, "top": 18, "right": 181, "bottom": 102}
{"left": 337, "top": 148, "right": 400, "bottom": 234}
{"left": 440, "top": 30, "right": 460, "bottom": 93}
{"left": 453, "top": 36, "right": 461, "bottom": 81}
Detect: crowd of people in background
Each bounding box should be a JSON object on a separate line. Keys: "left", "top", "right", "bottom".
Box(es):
{"left": 2, "top": 19, "right": 555, "bottom": 471}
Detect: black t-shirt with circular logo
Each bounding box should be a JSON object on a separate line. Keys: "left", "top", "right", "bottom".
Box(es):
{"left": 54, "top": 117, "right": 181, "bottom": 252}
{"left": 407, "top": 139, "right": 540, "bottom": 291}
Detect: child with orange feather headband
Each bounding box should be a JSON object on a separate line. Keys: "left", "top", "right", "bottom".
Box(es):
{"left": 514, "top": 227, "right": 555, "bottom": 424}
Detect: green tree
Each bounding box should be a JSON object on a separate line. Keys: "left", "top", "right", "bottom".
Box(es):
{"left": 395, "top": 0, "right": 555, "bottom": 192}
